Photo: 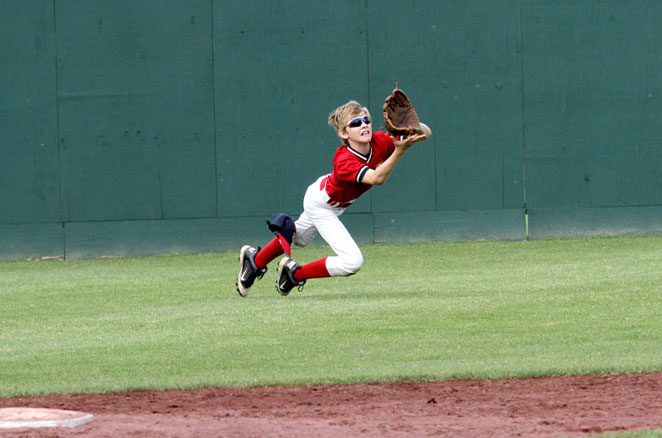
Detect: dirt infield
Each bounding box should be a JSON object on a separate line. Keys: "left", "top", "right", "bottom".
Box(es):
{"left": 1, "top": 372, "right": 661, "bottom": 437}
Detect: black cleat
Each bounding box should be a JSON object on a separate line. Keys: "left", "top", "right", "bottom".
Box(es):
{"left": 236, "top": 245, "right": 266, "bottom": 297}
{"left": 275, "top": 256, "right": 305, "bottom": 296}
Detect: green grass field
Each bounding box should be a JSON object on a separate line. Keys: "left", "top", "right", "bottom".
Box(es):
{"left": 597, "top": 432, "right": 662, "bottom": 438}
{"left": 1, "top": 236, "right": 661, "bottom": 398}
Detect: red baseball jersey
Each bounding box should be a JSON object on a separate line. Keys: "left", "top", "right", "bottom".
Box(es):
{"left": 324, "top": 130, "right": 395, "bottom": 204}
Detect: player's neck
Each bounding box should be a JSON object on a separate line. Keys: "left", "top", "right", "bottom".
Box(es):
{"left": 347, "top": 139, "right": 370, "bottom": 156}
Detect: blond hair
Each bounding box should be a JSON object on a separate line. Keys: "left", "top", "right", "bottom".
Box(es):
{"left": 328, "top": 101, "right": 370, "bottom": 145}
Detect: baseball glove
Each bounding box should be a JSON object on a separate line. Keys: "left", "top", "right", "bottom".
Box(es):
{"left": 383, "top": 87, "right": 421, "bottom": 137}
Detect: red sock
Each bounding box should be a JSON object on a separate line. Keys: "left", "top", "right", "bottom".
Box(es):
{"left": 254, "top": 237, "right": 284, "bottom": 270}
{"left": 294, "top": 258, "right": 330, "bottom": 281}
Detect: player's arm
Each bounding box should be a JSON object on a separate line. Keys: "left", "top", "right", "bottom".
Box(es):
{"left": 416, "top": 122, "right": 432, "bottom": 138}
{"left": 361, "top": 125, "right": 431, "bottom": 186}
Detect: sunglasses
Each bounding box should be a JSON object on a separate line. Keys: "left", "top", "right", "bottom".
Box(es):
{"left": 347, "top": 116, "right": 371, "bottom": 128}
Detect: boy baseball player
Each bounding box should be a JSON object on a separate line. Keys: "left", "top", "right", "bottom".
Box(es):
{"left": 236, "top": 100, "right": 431, "bottom": 296}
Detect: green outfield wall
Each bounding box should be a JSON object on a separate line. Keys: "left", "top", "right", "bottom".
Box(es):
{"left": 1, "top": 0, "right": 661, "bottom": 260}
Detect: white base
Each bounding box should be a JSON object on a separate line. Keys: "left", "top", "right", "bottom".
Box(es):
{"left": 0, "top": 408, "right": 93, "bottom": 429}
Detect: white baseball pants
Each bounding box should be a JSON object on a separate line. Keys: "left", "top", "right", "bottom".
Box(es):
{"left": 293, "top": 175, "right": 363, "bottom": 277}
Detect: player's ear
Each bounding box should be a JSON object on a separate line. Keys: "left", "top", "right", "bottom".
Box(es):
{"left": 338, "top": 128, "right": 349, "bottom": 140}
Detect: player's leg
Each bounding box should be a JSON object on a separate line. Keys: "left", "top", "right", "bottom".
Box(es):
{"left": 276, "top": 175, "right": 363, "bottom": 295}
{"left": 298, "top": 178, "right": 363, "bottom": 279}
{"left": 253, "top": 237, "right": 284, "bottom": 270}
{"left": 302, "top": 212, "right": 362, "bottom": 278}
{"left": 277, "top": 208, "right": 362, "bottom": 294}
{"left": 273, "top": 211, "right": 321, "bottom": 296}
{"left": 292, "top": 210, "right": 318, "bottom": 248}
{"left": 237, "top": 213, "right": 301, "bottom": 297}
{"left": 252, "top": 210, "right": 317, "bottom": 268}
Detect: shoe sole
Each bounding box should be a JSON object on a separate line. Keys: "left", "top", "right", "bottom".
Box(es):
{"left": 276, "top": 257, "right": 292, "bottom": 296}
{"left": 236, "top": 245, "right": 252, "bottom": 297}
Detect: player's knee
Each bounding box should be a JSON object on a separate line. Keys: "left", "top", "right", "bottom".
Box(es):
{"left": 292, "top": 233, "right": 310, "bottom": 248}
{"left": 292, "top": 226, "right": 315, "bottom": 248}
{"left": 341, "top": 251, "right": 363, "bottom": 276}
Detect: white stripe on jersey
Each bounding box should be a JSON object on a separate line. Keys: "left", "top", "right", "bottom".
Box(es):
{"left": 356, "top": 166, "right": 370, "bottom": 183}
{"left": 345, "top": 145, "right": 372, "bottom": 163}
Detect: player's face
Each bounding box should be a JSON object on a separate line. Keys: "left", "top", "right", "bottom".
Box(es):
{"left": 343, "top": 113, "right": 372, "bottom": 145}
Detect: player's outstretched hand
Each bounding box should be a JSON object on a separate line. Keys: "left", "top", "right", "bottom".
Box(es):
{"left": 392, "top": 122, "right": 431, "bottom": 151}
